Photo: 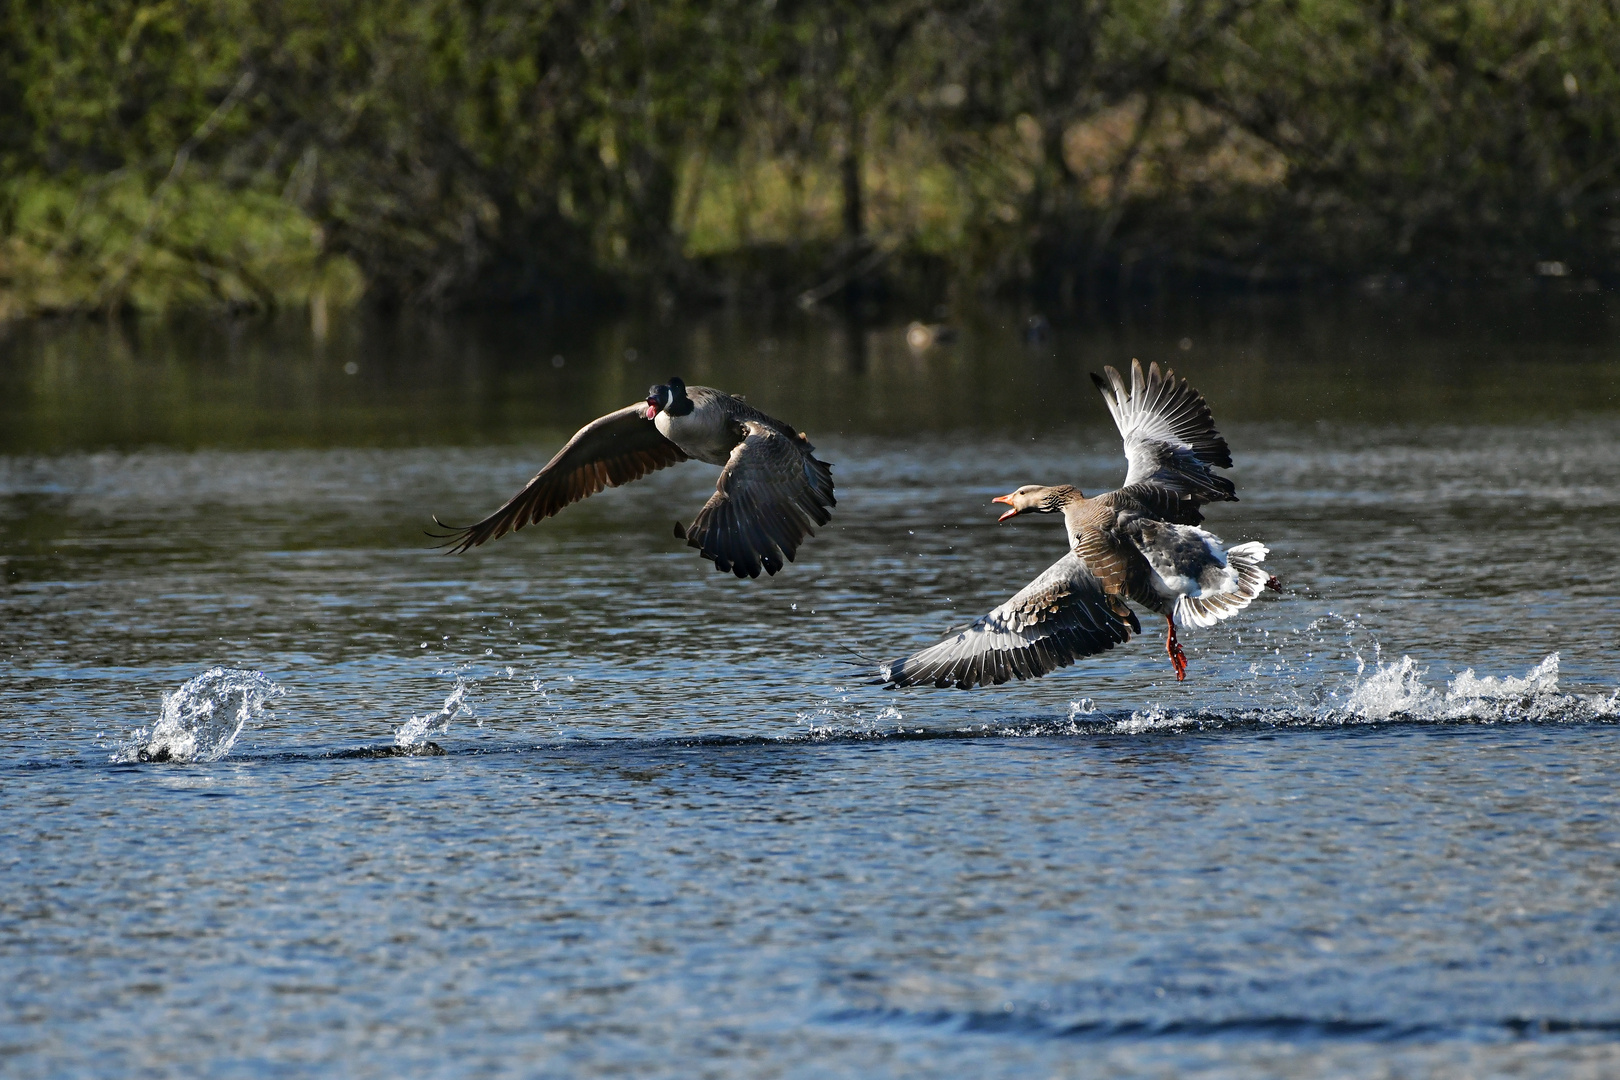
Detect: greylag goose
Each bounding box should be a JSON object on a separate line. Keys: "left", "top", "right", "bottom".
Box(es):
{"left": 433, "top": 377, "right": 835, "bottom": 578}
{"left": 881, "top": 359, "right": 1278, "bottom": 689}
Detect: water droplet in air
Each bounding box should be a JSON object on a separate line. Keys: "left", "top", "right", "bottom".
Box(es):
{"left": 395, "top": 680, "right": 473, "bottom": 749}
{"left": 114, "top": 667, "right": 284, "bottom": 763}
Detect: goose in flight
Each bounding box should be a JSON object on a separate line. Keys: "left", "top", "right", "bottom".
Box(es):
{"left": 881, "top": 359, "right": 1278, "bottom": 689}
{"left": 433, "top": 377, "right": 835, "bottom": 578}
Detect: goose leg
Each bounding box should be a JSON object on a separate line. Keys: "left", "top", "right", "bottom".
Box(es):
{"left": 1165, "top": 616, "right": 1188, "bottom": 682}
{"left": 1265, "top": 575, "right": 1282, "bottom": 592}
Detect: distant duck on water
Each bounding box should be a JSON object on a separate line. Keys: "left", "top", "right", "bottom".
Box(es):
{"left": 433, "top": 377, "right": 835, "bottom": 579}
{"left": 881, "top": 359, "right": 1279, "bottom": 689}
{"left": 905, "top": 322, "right": 956, "bottom": 350}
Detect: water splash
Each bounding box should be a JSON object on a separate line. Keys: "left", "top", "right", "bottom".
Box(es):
{"left": 796, "top": 689, "right": 907, "bottom": 737}
{"left": 1337, "top": 653, "right": 1599, "bottom": 724}
{"left": 1339, "top": 655, "right": 1432, "bottom": 721}
{"left": 113, "top": 667, "right": 284, "bottom": 763}
{"left": 1450, "top": 654, "right": 1562, "bottom": 699}
{"left": 1092, "top": 653, "right": 1618, "bottom": 737}
{"left": 1068, "top": 698, "right": 1098, "bottom": 721}
{"left": 394, "top": 679, "right": 474, "bottom": 749}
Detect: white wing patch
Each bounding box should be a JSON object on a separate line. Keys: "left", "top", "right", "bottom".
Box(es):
{"left": 1172, "top": 541, "right": 1271, "bottom": 628}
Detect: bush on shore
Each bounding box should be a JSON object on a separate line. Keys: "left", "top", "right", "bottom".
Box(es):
{"left": 0, "top": 174, "right": 362, "bottom": 320}
{"left": 1, "top": 0, "right": 1615, "bottom": 318}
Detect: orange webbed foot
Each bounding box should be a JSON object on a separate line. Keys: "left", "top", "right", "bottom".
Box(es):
{"left": 1165, "top": 616, "right": 1188, "bottom": 682}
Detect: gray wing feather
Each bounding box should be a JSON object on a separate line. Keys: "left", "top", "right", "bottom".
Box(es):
{"left": 1091, "top": 359, "right": 1235, "bottom": 518}
{"left": 433, "top": 402, "right": 687, "bottom": 553}
{"left": 881, "top": 554, "right": 1137, "bottom": 690}
{"left": 682, "top": 421, "right": 836, "bottom": 578}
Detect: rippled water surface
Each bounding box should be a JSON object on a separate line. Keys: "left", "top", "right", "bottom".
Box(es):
{"left": 4, "top": 297, "right": 1620, "bottom": 1077}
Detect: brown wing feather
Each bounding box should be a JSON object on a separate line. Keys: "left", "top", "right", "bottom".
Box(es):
{"left": 881, "top": 554, "right": 1137, "bottom": 690}
{"left": 1073, "top": 522, "right": 1132, "bottom": 597}
{"left": 681, "top": 421, "right": 836, "bottom": 578}
{"left": 433, "top": 402, "right": 687, "bottom": 553}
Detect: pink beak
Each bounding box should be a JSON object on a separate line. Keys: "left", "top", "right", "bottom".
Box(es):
{"left": 646, "top": 400, "right": 660, "bottom": 419}
{"left": 992, "top": 494, "right": 1019, "bottom": 522}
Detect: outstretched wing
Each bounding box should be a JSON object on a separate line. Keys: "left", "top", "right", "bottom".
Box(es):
{"left": 433, "top": 403, "right": 687, "bottom": 553}
{"left": 680, "top": 421, "right": 836, "bottom": 578}
{"left": 1090, "top": 358, "right": 1235, "bottom": 521}
{"left": 880, "top": 554, "right": 1139, "bottom": 690}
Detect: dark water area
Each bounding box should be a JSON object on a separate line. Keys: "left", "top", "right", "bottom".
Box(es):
{"left": 4, "top": 295, "right": 1620, "bottom": 1077}
{"left": 6, "top": 292, "right": 1620, "bottom": 454}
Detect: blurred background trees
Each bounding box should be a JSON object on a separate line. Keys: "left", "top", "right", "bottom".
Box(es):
{"left": 1, "top": 0, "right": 1616, "bottom": 317}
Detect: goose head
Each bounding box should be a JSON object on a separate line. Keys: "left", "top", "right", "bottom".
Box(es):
{"left": 992, "top": 484, "right": 1079, "bottom": 522}
{"left": 645, "top": 377, "right": 691, "bottom": 419}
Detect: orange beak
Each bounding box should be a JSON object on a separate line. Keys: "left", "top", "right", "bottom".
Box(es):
{"left": 992, "top": 493, "right": 1020, "bottom": 522}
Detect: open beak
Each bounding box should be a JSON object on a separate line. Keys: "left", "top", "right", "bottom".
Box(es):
{"left": 992, "top": 494, "right": 1019, "bottom": 523}
{"left": 645, "top": 398, "right": 660, "bottom": 419}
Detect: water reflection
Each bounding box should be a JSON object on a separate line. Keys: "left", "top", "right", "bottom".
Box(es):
{"left": 3, "top": 293, "right": 1618, "bottom": 454}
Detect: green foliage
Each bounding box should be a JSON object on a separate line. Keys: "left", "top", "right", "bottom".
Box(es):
{"left": 1, "top": 0, "right": 1616, "bottom": 318}
{"left": 0, "top": 173, "right": 361, "bottom": 319}
{"left": 1171, "top": 0, "right": 1620, "bottom": 277}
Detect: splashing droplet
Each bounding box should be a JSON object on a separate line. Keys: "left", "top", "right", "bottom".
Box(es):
{"left": 115, "top": 667, "right": 284, "bottom": 763}
{"left": 395, "top": 680, "right": 473, "bottom": 749}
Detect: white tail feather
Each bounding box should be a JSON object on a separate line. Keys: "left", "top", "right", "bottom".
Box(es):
{"left": 1175, "top": 541, "right": 1270, "bottom": 628}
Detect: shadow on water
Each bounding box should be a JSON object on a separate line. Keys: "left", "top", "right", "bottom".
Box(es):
{"left": 819, "top": 1005, "right": 1620, "bottom": 1044}
{"left": 11, "top": 696, "right": 1616, "bottom": 776}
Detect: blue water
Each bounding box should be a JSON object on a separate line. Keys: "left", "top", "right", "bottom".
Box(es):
{"left": 4, "top": 301, "right": 1620, "bottom": 1076}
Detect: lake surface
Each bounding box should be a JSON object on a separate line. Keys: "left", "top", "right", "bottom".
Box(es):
{"left": 4, "top": 295, "right": 1620, "bottom": 1077}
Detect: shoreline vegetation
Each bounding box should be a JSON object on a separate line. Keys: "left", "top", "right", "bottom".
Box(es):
{"left": 2, "top": 1, "right": 1616, "bottom": 322}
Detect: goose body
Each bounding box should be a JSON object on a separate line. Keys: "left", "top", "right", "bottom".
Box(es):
{"left": 882, "top": 359, "right": 1277, "bottom": 689}
{"left": 434, "top": 377, "right": 835, "bottom": 579}
{"left": 652, "top": 384, "right": 745, "bottom": 464}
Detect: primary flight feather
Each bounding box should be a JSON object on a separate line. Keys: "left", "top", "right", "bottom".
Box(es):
{"left": 433, "top": 377, "right": 835, "bottom": 579}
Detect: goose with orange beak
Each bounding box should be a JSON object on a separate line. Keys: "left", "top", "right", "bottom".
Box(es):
{"left": 881, "top": 359, "right": 1279, "bottom": 689}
